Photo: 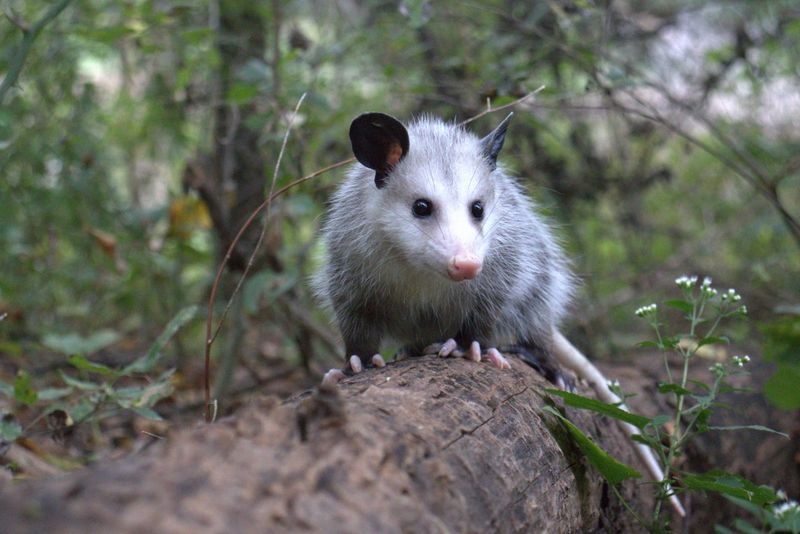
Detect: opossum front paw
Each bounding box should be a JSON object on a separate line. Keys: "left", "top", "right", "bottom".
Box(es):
{"left": 423, "top": 339, "right": 510, "bottom": 370}
{"left": 319, "top": 354, "right": 386, "bottom": 388}
{"left": 347, "top": 353, "right": 386, "bottom": 373}
{"left": 422, "top": 339, "right": 459, "bottom": 357}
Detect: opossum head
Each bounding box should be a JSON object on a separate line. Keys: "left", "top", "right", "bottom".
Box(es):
{"left": 349, "top": 112, "right": 512, "bottom": 282}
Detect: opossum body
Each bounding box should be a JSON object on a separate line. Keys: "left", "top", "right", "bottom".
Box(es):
{"left": 314, "top": 112, "right": 574, "bottom": 386}
{"left": 313, "top": 111, "right": 686, "bottom": 516}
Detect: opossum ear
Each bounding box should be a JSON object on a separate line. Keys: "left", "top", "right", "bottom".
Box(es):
{"left": 480, "top": 112, "right": 513, "bottom": 170}
{"left": 350, "top": 112, "right": 409, "bottom": 188}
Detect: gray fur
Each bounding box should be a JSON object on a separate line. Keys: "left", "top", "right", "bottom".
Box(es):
{"left": 313, "top": 114, "right": 574, "bottom": 368}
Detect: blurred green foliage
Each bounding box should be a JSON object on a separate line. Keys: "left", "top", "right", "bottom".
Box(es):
{"left": 0, "top": 0, "right": 798, "bottom": 457}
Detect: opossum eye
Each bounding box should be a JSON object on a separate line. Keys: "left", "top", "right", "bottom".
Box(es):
{"left": 412, "top": 198, "right": 433, "bottom": 218}
{"left": 471, "top": 200, "right": 484, "bottom": 220}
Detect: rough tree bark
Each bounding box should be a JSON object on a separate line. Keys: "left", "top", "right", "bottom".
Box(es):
{"left": 0, "top": 356, "right": 649, "bottom": 533}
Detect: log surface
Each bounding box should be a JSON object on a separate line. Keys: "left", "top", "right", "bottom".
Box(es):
{"left": 0, "top": 356, "right": 646, "bottom": 533}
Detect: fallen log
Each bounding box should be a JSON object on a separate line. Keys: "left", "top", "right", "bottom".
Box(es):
{"left": 0, "top": 355, "right": 648, "bottom": 533}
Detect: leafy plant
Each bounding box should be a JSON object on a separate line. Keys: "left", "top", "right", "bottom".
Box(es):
{"left": 718, "top": 493, "right": 800, "bottom": 534}
{"left": 546, "top": 276, "right": 787, "bottom": 532}
{"left": 0, "top": 306, "right": 197, "bottom": 455}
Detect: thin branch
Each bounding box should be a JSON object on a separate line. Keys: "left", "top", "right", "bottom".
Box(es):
{"left": 459, "top": 85, "right": 545, "bottom": 126}
{"left": 204, "top": 92, "right": 306, "bottom": 422}
{"left": 0, "top": 0, "right": 74, "bottom": 106}
{"left": 511, "top": 13, "right": 800, "bottom": 249}
{"left": 3, "top": 6, "right": 29, "bottom": 31}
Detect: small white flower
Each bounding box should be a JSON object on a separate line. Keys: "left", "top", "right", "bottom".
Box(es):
{"left": 773, "top": 500, "right": 800, "bottom": 518}
{"left": 732, "top": 355, "right": 751, "bottom": 367}
{"left": 709, "top": 362, "right": 725, "bottom": 374}
{"left": 635, "top": 303, "right": 658, "bottom": 317}
{"left": 722, "top": 288, "right": 742, "bottom": 302}
{"left": 701, "top": 283, "right": 718, "bottom": 297}
{"left": 608, "top": 379, "right": 620, "bottom": 389}
{"left": 675, "top": 275, "right": 698, "bottom": 289}
{"left": 739, "top": 305, "right": 748, "bottom": 315}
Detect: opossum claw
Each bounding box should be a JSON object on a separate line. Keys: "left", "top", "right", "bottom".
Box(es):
{"left": 321, "top": 368, "right": 346, "bottom": 388}
{"left": 556, "top": 373, "right": 576, "bottom": 392}
{"left": 371, "top": 354, "right": 386, "bottom": 367}
{"left": 485, "top": 347, "right": 511, "bottom": 370}
{"left": 466, "top": 341, "right": 482, "bottom": 362}
{"left": 438, "top": 338, "right": 458, "bottom": 357}
{"left": 422, "top": 342, "right": 443, "bottom": 355}
{"left": 349, "top": 355, "right": 364, "bottom": 373}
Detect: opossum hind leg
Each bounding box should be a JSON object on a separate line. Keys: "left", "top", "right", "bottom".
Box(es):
{"left": 501, "top": 342, "right": 575, "bottom": 390}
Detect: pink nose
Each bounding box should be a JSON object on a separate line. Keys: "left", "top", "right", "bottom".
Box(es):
{"left": 447, "top": 254, "right": 482, "bottom": 281}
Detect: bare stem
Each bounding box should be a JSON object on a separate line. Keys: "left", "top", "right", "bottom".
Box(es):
{"left": 0, "top": 0, "right": 74, "bottom": 105}
{"left": 203, "top": 92, "right": 306, "bottom": 422}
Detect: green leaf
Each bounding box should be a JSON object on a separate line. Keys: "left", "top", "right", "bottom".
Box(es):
{"left": 707, "top": 425, "right": 789, "bottom": 438}
{"left": 14, "top": 370, "right": 37, "bottom": 405}
{"left": 67, "top": 398, "right": 98, "bottom": 423}
{"left": 664, "top": 299, "right": 694, "bottom": 313}
{"left": 688, "top": 379, "right": 711, "bottom": 392}
{"left": 42, "top": 329, "right": 120, "bottom": 356}
{"left": 545, "top": 389, "right": 651, "bottom": 429}
{"left": 682, "top": 470, "right": 779, "bottom": 506}
{"left": 630, "top": 434, "right": 656, "bottom": 446}
{"left": 543, "top": 406, "right": 641, "bottom": 484}
{"left": 660, "top": 336, "right": 681, "bottom": 349}
{"left": 637, "top": 340, "right": 660, "bottom": 348}
{"left": 698, "top": 336, "right": 729, "bottom": 347}
{"left": 227, "top": 83, "right": 259, "bottom": 104}
{"left": 658, "top": 383, "right": 691, "bottom": 395}
{"left": 37, "top": 388, "right": 73, "bottom": 401}
{"left": 124, "top": 306, "right": 198, "bottom": 374}
{"left": 692, "top": 408, "right": 711, "bottom": 432}
{"left": 0, "top": 418, "right": 22, "bottom": 441}
{"left": 651, "top": 415, "right": 672, "bottom": 427}
{"left": 68, "top": 355, "right": 118, "bottom": 377}
{"left": 59, "top": 371, "right": 100, "bottom": 391}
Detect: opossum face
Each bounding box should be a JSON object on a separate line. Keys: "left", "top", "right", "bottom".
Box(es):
{"left": 349, "top": 113, "right": 511, "bottom": 282}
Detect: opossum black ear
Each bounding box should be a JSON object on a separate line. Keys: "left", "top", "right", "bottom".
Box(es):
{"left": 350, "top": 112, "right": 409, "bottom": 188}
{"left": 480, "top": 112, "right": 513, "bottom": 170}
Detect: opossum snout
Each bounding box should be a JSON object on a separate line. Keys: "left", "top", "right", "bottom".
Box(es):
{"left": 447, "top": 254, "right": 482, "bottom": 281}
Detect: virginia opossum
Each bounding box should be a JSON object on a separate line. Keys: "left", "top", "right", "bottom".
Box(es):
{"left": 314, "top": 111, "right": 574, "bottom": 385}
{"left": 313, "top": 111, "right": 685, "bottom": 517}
